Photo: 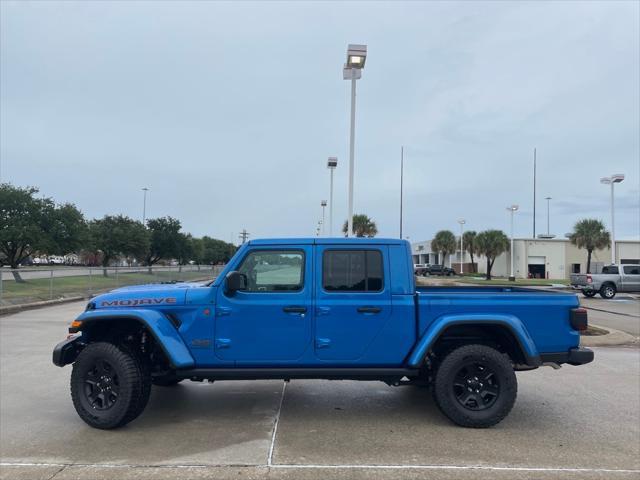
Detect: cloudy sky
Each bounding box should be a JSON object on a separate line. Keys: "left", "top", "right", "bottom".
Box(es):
{"left": 1, "top": 1, "right": 638, "bottom": 244}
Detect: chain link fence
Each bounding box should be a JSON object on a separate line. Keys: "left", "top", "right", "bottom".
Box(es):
{"left": 0, "top": 264, "right": 225, "bottom": 307}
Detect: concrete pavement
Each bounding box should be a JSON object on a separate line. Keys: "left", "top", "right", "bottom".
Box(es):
{"left": 1, "top": 302, "right": 639, "bottom": 480}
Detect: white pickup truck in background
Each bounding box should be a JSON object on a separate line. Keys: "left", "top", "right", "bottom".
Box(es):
{"left": 570, "top": 264, "right": 640, "bottom": 299}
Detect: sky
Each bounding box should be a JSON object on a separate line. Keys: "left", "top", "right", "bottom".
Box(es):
{"left": 1, "top": 0, "right": 639, "bottom": 244}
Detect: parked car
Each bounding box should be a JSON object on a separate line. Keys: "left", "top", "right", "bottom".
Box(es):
{"left": 428, "top": 264, "right": 457, "bottom": 276}
{"left": 54, "top": 238, "right": 593, "bottom": 430}
{"left": 570, "top": 264, "right": 640, "bottom": 299}
{"left": 414, "top": 263, "right": 430, "bottom": 276}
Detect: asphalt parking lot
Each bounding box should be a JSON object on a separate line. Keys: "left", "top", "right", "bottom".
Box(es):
{"left": 1, "top": 302, "right": 639, "bottom": 480}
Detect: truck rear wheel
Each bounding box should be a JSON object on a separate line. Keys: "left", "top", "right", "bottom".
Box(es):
{"left": 433, "top": 344, "right": 517, "bottom": 428}
{"left": 70, "top": 342, "right": 151, "bottom": 429}
{"left": 599, "top": 283, "right": 616, "bottom": 299}
{"left": 582, "top": 290, "right": 596, "bottom": 298}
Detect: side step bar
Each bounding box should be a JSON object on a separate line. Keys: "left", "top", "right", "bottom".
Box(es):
{"left": 176, "top": 368, "right": 419, "bottom": 381}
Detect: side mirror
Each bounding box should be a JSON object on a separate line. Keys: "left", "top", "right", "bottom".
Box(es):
{"left": 225, "top": 271, "right": 246, "bottom": 294}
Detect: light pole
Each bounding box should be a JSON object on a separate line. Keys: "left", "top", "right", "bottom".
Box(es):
{"left": 343, "top": 44, "right": 367, "bottom": 237}
{"left": 320, "top": 200, "right": 327, "bottom": 236}
{"left": 600, "top": 174, "right": 625, "bottom": 264}
{"left": 400, "top": 146, "right": 404, "bottom": 239}
{"left": 458, "top": 219, "right": 466, "bottom": 274}
{"left": 545, "top": 196, "right": 552, "bottom": 236}
{"left": 142, "top": 187, "right": 150, "bottom": 225}
{"left": 327, "top": 157, "right": 337, "bottom": 236}
{"left": 507, "top": 205, "right": 519, "bottom": 281}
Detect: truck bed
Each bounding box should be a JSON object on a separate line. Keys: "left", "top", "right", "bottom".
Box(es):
{"left": 415, "top": 285, "right": 580, "bottom": 353}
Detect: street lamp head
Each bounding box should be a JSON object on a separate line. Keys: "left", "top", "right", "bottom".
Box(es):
{"left": 545, "top": 196, "right": 552, "bottom": 201}
{"left": 611, "top": 174, "right": 625, "bottom": 183}
{"left": 600, "top": 177, "right": 612, "bottom": 185}
{"left": 346, "top": 44, "right": 367, "bottom": 69}
{"left": 458, "top": 219, "right": 466, "bottom": 225}
{"left": 327, "top": 156, "right": 338, "bottom": 169}
{"left": 321, "top": 200, "right": 327, "bottom": 207}
{"left": 507, "top": 205, "right": 519, "bottom": 212}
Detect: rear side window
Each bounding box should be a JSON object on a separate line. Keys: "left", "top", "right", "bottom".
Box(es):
{"left": 602, "top": 266, "right": 619, "bottom": 274}
{"left": 323, "top": 250, "right": 383, "bottom": 292}
{"left": 623, "top": 266, "right": 640, "bottom": 275}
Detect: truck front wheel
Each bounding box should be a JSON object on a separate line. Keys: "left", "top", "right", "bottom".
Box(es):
{"left": 70, "top": 342, "right": 151, "bottom": 429}
{"left": 433, "top": 344, "right": 517, "bottom": 428}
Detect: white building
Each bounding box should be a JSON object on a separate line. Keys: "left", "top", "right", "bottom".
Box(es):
{"left": 412, "top": 238, "right": 640, "bottom": 279}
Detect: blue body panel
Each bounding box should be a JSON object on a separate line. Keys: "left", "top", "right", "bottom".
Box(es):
{"left": 74, "top": 238, "right": 582, "bottom": 371}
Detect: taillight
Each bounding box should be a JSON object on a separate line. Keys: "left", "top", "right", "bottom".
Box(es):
{"left": 570, "top": 308, "right": 588, "bottom": 331}
{"left": 586, "top": 275, "right": 592, "bottom": 283}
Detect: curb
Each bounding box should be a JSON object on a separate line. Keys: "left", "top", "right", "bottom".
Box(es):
{"left": 580, "top": 324, "right": 638, "bottom": 347}
{"left": 0, "top": 296, "right": 87, "bottom": 316}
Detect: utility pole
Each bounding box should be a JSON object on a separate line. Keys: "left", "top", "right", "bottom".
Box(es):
{"left": 142, "top": 187, "right": 150, "bottom": 225}
{"left": 400, "top": 146, "right": 404, "bottom": 239}
{"left": 238, "top": 229, "right": 249, "bottom": 244}
{"left": 533, "top": 148, "right": 536, "bottom": 238}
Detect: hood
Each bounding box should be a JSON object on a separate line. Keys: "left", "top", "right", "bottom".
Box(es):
{"left": 91, "top": 282, "right": 204, "bottom": 309}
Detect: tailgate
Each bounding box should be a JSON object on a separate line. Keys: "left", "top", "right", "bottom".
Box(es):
{"left": 570, "top": 274, "right": 588, "bottom": 286}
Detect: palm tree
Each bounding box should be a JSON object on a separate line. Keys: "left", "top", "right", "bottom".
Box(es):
{"left": 569, "top": 219, "right": 610, "bottom": 273}
{"left": 475, "top": 230, "right": 510, "bottom": 280}
{"left": 463, "top": 230, "right": 478, "bottom": 273}
{"left": 431, "top": 230, "right": 457, "bottom": 266}
{"left": 342, "top": 214, "right": 378, "bottom": 237}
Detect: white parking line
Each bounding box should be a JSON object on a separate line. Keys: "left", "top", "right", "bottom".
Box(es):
{"left": 267, "top": 381, "right": 286, "bottom": 467}
{"left": 1, "top": 461, "right": 638, "bottom": 475}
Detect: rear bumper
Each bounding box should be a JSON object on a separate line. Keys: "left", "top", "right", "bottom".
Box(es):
{"left": 540, "top": 347, "right": 594, "bottom": 366}
{"left": 52, "top": 336, "right": 83, "bottom": 367}
{"left": 571, "top": 284, "right": 594, "bottom": 291}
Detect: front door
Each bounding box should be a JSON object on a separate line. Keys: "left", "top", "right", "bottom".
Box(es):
{"left": 215, "top": 247, "right": 312, "bottom": 363}
{"left": 314, "top": 246, "right": 392, "bottom": 362}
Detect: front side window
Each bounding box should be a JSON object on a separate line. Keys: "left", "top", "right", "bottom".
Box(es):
{"left": 237, "top": 250, "right": 304, "bottom": 292}
{"left": 623, "top": 266, "right": 640, "bottom": 275}
{"left": 323, "top": 250, "right": 383, "bottom": 292}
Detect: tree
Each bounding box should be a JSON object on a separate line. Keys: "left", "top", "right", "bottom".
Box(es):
{"left": 475, "top": 230, "right": 510, "bottom": 280}
{"left": 202, "top": 237, "right": 237, "bottom": 264}
{"left": 569, "top": 219, "right": 610, "bottom": 273}
{"left": 89, "top": 215, "right": 149, "bottom": 276}
{"left": 463, "top": 230, "right": 478, "bottom": 272}
{"left": 176, "top": 233, "right": 195, "bottom": 267}
{"left": 431, "top": 230, "right": 457, "bottom": 266}
{"left": 145, "top": 217, "right": 182, "bottom": 271}
{"left": 0, "top": 184, "right": 86, "bottom": 281}
{"left": 342, "top": 214, "right": 378, "bottom": 237}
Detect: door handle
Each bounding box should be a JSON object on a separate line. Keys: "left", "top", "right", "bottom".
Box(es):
{"left": 283, "top": 306, "right": 307, "bottom": 314}
{"left": 357, "top": 306, "right": 381, "bottom": 314}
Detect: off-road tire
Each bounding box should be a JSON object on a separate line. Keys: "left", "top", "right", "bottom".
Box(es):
{"left": 70, "top": 342, "right": 151, "bottom": 429}
{"left": 433, "top": 344, "right": 517, "bottom": 428}
{"left": 599, "top": 283, "right": 617, "bottom": 299}
{"left": 582, "top": 290, "right": 597, "bottom": 298}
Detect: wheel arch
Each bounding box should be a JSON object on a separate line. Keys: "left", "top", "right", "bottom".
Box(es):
{"left": 69, "top": 309, "right": 195, "bottom": 369}
{"left": 407, "top": 314, "right": 540, "bottom": 368}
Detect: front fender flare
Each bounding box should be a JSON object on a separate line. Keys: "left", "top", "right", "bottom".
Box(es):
{"left": 407, "top": 314, "right": 540, "bottom": 368}
{"left": 74, "top": 309, "right": 195, "bottom": 368}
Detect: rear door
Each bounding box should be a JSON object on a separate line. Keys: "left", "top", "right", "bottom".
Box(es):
{"left": 314, "top": 246, "right": 392, "bottom": 362}
{"left": 622, "top": 266, "right": 640, "bottom": 292}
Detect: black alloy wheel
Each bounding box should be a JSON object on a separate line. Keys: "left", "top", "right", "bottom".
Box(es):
{"left": 452, "top": 361, "right": 500, "bottom": 411}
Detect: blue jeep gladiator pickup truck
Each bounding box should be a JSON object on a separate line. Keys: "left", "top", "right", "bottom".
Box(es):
{"left": 53, "top": 238, "right": 593, "bottom": 429}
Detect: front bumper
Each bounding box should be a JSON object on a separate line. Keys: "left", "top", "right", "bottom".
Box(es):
{"left": 540, "top": 347, "right": 595, "bottom": 366}
{"left": 52, "top": 336, "right": 83, "bottom": 367}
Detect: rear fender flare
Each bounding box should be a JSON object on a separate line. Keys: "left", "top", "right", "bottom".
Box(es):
{"left": 407, "top": 313, "right": 540, "bottom": 368}
{"left": 74, "top": 309, "right": 195, "bottom": 368}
